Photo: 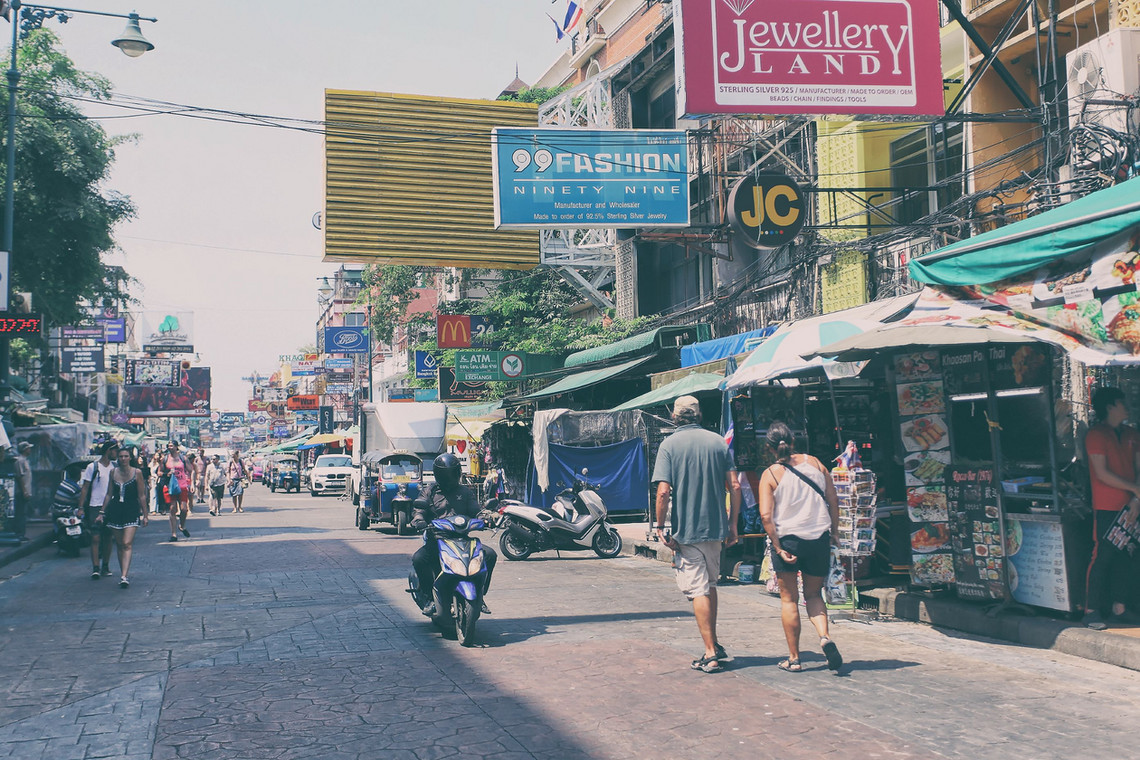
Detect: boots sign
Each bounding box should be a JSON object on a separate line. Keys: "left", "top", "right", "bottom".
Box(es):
{"left": 674, "top": 0, "right": 943, "bottom": 117}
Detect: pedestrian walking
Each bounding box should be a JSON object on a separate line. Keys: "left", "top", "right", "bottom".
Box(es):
{"left": 757, "top": 422, "right": 843, "bottom": 673}
{"left": 206, "top": 454, "right": 227, "bottom": 515}
{"left": 227, "top": 450, "right": 248, "bottom": 513}
{"left": 162, "top": 442, "right": 192, "bottom": 541}
{"left": 652, "top": 395, "right": 740, "bottom": 674}
{"left": 1082, "top": 388, "right": 1140, "bottom": 630}
{"left": 14, "top": 440, "right": 33, "bottom": 532}
{"left": 150, "top": 451, "right": 164, "bottom": 514}
{"left": 194, "top": 447, "right": 208, "bottom": 504}
{"left": 78, "top": 441, "right": 117, "bottom": 579}
{"left": 97, "top": 447, "right": 148, "bottom": 588}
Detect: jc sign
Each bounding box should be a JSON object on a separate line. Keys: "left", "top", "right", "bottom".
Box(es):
{"left": 728, "top": 173, "right": 805, "bottom": 249}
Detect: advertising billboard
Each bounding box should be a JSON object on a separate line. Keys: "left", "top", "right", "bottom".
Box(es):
{"left": 61, "top": 345, "right": 105, "bottom": 374}
{"left": 324, "top": 90, "right": 540, "bottom": 270}
{"left": 438, "top": 366, "right": 486, "bottom": 402}
{"left": 323, "top": 326, "right": 369, "bottom": 355}
{"left": 492, "top": 128, "right": 690, "bottom": 229}
{"left": 124, "top": 358, "right": 181, "bottom": 386}
{"left": 138, "top": 311, "right": 195, "bottom": 353}
{"left": 674, "top": 0, "right": 944, "bottom": 118}
{"left": 287, "top": 394, "right": 320, "bottom": 411}
{"left": 436, "top": 315, "right": 495, "bottom": 349}
{"left": 125, "top": 367, "right": 211, "bottom": 418}
{"left": 415, "top": 351, "right": 438, "bottom": 379}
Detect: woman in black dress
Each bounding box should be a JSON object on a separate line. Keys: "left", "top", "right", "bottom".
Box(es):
{"left": 96, "top": 448, "right": 149, "bottom": 588}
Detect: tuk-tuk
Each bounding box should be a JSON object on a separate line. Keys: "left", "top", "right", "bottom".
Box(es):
{"left": 268, "top": 455, "right": 300, "bottom": 493}
{"left": 356, "top": 450, "right": 422, "bottom": 534}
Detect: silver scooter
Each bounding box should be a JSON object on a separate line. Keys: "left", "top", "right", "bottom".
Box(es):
{"left": 495, "top": 469, "right": 622, "bottom": 560}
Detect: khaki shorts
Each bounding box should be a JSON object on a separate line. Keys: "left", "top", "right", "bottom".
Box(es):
{"left": 672, "top": 540, "right": 722, "bottom": 599}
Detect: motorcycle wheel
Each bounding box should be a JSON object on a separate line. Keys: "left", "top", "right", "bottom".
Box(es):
{"left": 357, "top": 508, "right": 369, "bottom": 531}
{"left": 592, "top": 525, "right": 623, "bottom": 558}
{"left": 499, "top": 527, "right": 532, "bottom": 561}
{"left": 454, "top": 595, "right": 480, "bottom": 647}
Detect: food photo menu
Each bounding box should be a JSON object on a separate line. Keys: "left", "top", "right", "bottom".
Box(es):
{"left": 945, "top": 465, "right": 1007, "bottom": 601}
{"left": 894, "top": 351, "right": 954, "bottom": 586}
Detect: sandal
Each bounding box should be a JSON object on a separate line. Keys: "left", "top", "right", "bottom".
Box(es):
{"left": 691, "top": 654, "right": 723, "bottom": 673}
{"left": 777, "top": 658, "right": 802, "bottom": 673}
{"left": 713, "top": 643, "right": 729, "bottom": 661}
{"left": 821, "top": 638, "right": 843, "bottom": 671}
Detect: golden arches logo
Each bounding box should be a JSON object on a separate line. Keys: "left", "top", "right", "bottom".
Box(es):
{"left": 437, "top": 316, "right": 471, "bottom": 348}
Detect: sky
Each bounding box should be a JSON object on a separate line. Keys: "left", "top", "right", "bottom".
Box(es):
{"left": 40, "top": 0, "right": 563, "bottom": 410}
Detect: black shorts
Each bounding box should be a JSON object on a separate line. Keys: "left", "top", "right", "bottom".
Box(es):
{"left": 211, "top": 485, "right": 225, "bottom": 500}
{"left": 772, "top": 532, "right": 832, "bottom": 578}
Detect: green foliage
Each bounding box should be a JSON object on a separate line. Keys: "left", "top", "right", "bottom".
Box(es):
{"left": 360, "top": 264, "right": 423, "bottom": 344}
{"left": 6, "top": 30, "right": 136, "bottom": 325}
{"left": 497, "top": 86, "right": 570, "bottom": 104}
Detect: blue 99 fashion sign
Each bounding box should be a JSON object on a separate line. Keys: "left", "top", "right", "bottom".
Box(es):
{"left": 492, "top": 128, "right": 690, "bottom": 229}
{"left": 323, "top": 326, "right": 369, "bottom": 355}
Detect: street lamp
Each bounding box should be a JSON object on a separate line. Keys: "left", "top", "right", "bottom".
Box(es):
{"left": 0, "top": 2, "right": 156, "bottom": 398}
{"left": 317, "top": 277, "right": 334, "bottom": 305}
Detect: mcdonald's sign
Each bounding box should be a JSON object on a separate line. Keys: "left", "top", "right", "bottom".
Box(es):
{"left": 437, "top": 315, "right": 495, "bottom": 349}
{"left": 437, "top": 315, "right": 471, "bottom": 349}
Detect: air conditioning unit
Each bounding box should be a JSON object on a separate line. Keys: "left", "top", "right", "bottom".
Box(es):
{"left": 1066, "top": 29, "right": 1140, "bottom": 134}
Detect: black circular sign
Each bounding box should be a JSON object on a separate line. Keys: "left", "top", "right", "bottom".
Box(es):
{"left": 728, "top": 173, "right": 806, "bottom": 249}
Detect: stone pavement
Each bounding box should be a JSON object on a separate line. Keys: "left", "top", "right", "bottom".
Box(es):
{"left": 616, "top": 520, "right": 1140, "bottom": 672}
{"left": 2, "top": 490, "right": 1140, "bottom": 759}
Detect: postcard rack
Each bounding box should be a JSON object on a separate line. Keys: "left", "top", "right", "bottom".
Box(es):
{"left": 828, "top": 466, "right": 877, "bottom": 615}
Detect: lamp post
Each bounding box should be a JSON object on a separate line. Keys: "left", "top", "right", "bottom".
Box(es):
{"left": 0, "top": 2, "right": 156, "bottom": 399}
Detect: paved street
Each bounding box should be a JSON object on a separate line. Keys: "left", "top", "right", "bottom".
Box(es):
{"left": 1, "top": 486, "right": 1140, "bottom": 760}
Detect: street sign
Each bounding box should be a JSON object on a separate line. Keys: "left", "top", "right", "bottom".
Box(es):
{"left": 414, "top": 351, "right": 438, "bottom": 379}
{"left": 500, "top": 353, "right": 524, "bottom": 379}
{"left": 324, "top": 357, "right": 353, "bottom": 369}
{"left": 60, "top": 345, "right": 105, "bottom": 374}
{"left": 455, "top": 351, "right": 503, "bottom": 382}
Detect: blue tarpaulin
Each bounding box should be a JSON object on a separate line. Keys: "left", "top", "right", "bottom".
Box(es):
{"left": 526, "top": 438, "right": 647, "bottom": 516}
{"left": 680, "top": 326, "right": 776, "bottom": 367}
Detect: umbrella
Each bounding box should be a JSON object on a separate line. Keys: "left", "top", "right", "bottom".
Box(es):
{"left": 724, "top": 317, "right": 880, "bottom": 390}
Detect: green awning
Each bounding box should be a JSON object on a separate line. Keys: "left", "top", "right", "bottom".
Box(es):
{"left": 563, "top": 326, "right": 707, "bottom": 368}
{"left": 910, "top": 176, "right": 1140, "bottom": 286}
{"left": 611, "top": 372, "right": 724, "bottom": 411}
{"left": 520, "top": 356, "right": 653, "bottom": 401}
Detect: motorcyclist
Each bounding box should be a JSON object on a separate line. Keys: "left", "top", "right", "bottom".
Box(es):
{"left": 410, "top": 453, "right": 496, "bottom": 615}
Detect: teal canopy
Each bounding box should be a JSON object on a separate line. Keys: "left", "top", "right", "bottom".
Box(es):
{"left": 611, "top": 372, "right": 724, "bottom": 411}
{"left": 909, "top": 177, "right": 1140, "bottom": 286}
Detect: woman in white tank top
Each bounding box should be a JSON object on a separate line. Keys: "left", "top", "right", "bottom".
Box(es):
{"left": 757, "top": 422, "right": 843, "bottom": 674}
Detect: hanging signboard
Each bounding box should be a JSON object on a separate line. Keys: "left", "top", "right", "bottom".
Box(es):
{"left": 674, "top": 0, "right": 945, "bottom": 118}
{"left": 437, "top": 315, "right": 495, "bottom": 349}
{"left": 945, "top": 465, "right": 1007, "bottom": 602}
{"left": 62, "top": 326, "right": 104, "bottom": 344}
{"left": 324, "top": 357, "right": 353, "bottom": 369}
{"left": 61, "top": 345, "right": 105, "bottom": 374}
{"left": 124, "top": 358, "right": 181, "bottom": 386}
{"left": 138, "top": 311, "right": 195, "bottom": 353}
{"left": 124, "top": 367, "right": 211, "bottom": 418}
{"left": 323, "top": 326, "right": 369, "bottom": 355}
{"left": 438, "top": 366, "right": 486, "bottom": 401}
{"left": 728, "top": 173, "right": 805, "bottom": 249}
{"left": 287, "top": 394, "right": 320, "bottom": 411}
{"left": 290, "top": 360, "right": 319, "bottom": 376}
{"left": 492, "top": 128, "right": 691, "bottom": 229}
{"left": 98, "top": 317, "right": 126, "bottom": 344}
{"left": 415, "top": 351, "right": 438, "bottom": 379}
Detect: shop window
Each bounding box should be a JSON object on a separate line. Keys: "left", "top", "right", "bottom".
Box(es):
{"left": 948, "top": 396, "right": 993, "bottom": 462}
{"left": 996, "top": 389, "right": 1052, "bottom": 466}
{"left": 889, "top": 122, "right": 963, "bottom": 225}
{"left": 343, "top": 312, "right": 367, "bottom": 327}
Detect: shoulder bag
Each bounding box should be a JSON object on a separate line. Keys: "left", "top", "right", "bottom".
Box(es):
{"left": 772, "top": 461, "right": 828, "bottom": 506}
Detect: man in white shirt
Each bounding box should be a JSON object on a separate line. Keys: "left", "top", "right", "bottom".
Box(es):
{"left": 78, "top": 441, "right": 118, "bottom": 580}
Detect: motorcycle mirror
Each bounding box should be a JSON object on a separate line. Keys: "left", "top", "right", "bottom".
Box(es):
{"left": 580, "top": 468, "right": 588, "bottom": 476}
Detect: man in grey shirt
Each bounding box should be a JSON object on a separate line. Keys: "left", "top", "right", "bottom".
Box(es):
{"left": 653, "top": 395, "right": 740, "bottom": 673}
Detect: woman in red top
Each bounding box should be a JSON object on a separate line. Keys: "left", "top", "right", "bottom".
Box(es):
{"left": 1083, "top": 388, "right": 1140, "bottom": 629}
{"left": 163, "top": 441, "right": 192, "bottom": 542}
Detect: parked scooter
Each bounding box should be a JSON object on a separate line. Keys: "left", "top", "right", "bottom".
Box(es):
{"left": 495, "top": 468, "right": 622, "bottom": 560}
{"left": 407, "top": 514, "right": 490, "bottom": 647}
{"left": 52, "top": 505, "right": 87, "bottom": 557}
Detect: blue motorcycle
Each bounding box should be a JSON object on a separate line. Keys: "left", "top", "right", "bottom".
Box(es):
{"left": 407, "top": 514, "right": 488, "bottom": 646}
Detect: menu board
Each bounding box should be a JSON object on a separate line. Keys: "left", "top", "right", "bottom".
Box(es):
{"left": 988, "top": 344, "right": 1050, "bottom": 390}
{"left": 896, "top": 351, "right": 955, "bottom": 586}
{"left": 945, "top": 465, "right": 1006, "bottom": 601}
{"left": 941, "top": 347, "right": 986, "bottom": 396}
{"left": 1005, "top": 516, "right": 1070, "bottom": 612}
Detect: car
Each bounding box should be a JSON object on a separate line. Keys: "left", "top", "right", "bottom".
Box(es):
{"left": 251, "top": 463, "right": 264, "bottom": 482}
{"left": 310, "top": 453, "right": 353, "bottom": 497}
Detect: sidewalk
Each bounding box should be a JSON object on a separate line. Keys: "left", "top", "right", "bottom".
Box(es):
{"left": 0, "top": 519, "right": 55, "bottom": 569}
{"left": 613, "top": 519, "right": 1140, "bottom": 673}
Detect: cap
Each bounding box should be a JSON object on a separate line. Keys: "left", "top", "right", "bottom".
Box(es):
{"left": 16, "top": 441, "right": 33, "bottom": 452}
{"left": 672, "top": 395, "right": 701, "bottom": 417}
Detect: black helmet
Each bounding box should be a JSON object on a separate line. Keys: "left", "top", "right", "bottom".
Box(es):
{"left": 433, "top": 453, "right": 462, "bottom": 491}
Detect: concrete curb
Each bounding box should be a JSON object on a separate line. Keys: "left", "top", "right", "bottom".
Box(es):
{"left": 0, "top": 529, "right": 54, "bottom": 570}
{"left": 863, "top": 588, "right": 1140, "bottom": 673}
{"left": 622, "top": 536, "right": 674, "bottom": 564}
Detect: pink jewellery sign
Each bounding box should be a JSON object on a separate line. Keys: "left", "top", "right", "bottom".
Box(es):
{"left": 675, "top": 0, "right": 945, "bottom": 117}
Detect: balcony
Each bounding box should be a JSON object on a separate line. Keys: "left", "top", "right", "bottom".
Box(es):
{"left": 568, "top": 17, "right": 608, "bottom": 67}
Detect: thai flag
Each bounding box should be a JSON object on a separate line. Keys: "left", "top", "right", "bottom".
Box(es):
{"left": 546, "top": 12, "right": 565, "bottom": 41}
{"left": 562, "top": 1, "right": 583, "bottom": 34}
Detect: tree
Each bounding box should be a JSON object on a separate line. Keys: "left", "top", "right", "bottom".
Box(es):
{"left": 360, "top": 264, "right": 422, "bottom": 344}
{"left": 5, "top": 30, "right": 136, "bottom": 326}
